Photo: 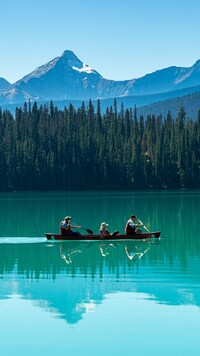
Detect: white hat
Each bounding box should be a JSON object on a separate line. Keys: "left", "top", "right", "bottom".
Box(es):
{"left": 65, "top": 216, "right": 71, "bottom": 220}
{"left": 101, "top": 222, "right": 109, "bottom": 228}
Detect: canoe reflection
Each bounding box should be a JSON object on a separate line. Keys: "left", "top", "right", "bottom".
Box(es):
{"left": 59, "top": 239, "right": 157, "bottom": 264}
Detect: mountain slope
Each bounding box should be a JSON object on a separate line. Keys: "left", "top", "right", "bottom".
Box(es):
{"left": 1, "top": 50, "right": 200, "bottom": 106}
{"left": 0, "top": 77, "right": 11, "bottom": 90}
{"left": 1, "top": 87, "right": 200, "bottom": 121}
{"left": 137, "top": 91, "right": 200, "bottom": 120}
{"left": 125, "top": 60, "right": 200, "bottom": 96}
{"left": 13, "top": 50, "right": 103, "bottom": 101}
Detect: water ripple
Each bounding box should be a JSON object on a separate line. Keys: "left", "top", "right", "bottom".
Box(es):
{"left": 0, "top": 237, "right": 46, "bottom": 244}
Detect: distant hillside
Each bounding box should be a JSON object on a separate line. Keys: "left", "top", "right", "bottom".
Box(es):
{"left": 1, "top": 84, "right": 200, "bottom": 120}
{"left": 137, "top": 91, "right": 200, "bottom": 120}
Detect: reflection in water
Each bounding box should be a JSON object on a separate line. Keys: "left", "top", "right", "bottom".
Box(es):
{"left": 60, "top": 244, "right": 83, "bottom": 264}
{"left": 99, "top": 243, "right": 117, "bottom": 257}
{"left": 0, "top": 237, "right": 200, "bottom": 326}
{"left": 1, "top": 192, "right": 200, "bottom": 355}
{"left": 59, "top": 240, "right": 153, "bottom": 263}
{"left": 125, "top": 244, "right": 150, "bottom": 261}
{"left": 0, "top": 191, "right": 200, "bottom": 356}
{"left": 0, "top": 239, "right": 156, "bottom": 325}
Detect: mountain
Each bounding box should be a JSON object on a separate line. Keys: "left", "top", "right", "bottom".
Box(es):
{"left": 2, "top": 84, "right": 200, "bottom": 121}
{"left": 13, "top": 50, "right": 103, "bottom": 101}
{"left": 1, "top": 50, "right": 200, "bottom": 108}
{"left": 0, "top": 77, "right": 11, "bottom": 90}
{"left": 126, "top": 59, "right": 200, "bottom": 95}
{"left": 137, "top": 91, "right": 200, "bottom": 120}
{"left": 87, "top": 84, "right": 200, "bottom": 113}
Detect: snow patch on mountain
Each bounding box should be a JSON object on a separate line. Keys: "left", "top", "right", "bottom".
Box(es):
{"left": 174, "top": 67, "right": 195, "bottom": 84}
{"left": 72, "top": 63, "right": 97, "bottom": 74}
{"left": 175, "top": 72, "right": 191, "bottom": 84}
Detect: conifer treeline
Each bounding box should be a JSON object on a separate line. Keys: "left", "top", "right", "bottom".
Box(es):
{"left": 0, "top": 99, "right": 200, "bottom": 191}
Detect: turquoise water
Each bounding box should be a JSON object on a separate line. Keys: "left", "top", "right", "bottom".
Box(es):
{"left": 0, "top": 191, "right": 200, "bottom": 355}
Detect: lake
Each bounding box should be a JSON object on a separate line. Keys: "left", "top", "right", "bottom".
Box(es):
{"left": 0, "top": 190, "right": 200, "bottom": 355}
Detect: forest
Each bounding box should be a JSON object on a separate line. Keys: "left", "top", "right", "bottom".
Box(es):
{"left": 0, "top": 99, "right": 200, "bottom": 191}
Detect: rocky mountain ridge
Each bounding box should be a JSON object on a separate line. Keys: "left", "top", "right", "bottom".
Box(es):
{"left": 1, "top": 50, "right": 200, "bottom": 107}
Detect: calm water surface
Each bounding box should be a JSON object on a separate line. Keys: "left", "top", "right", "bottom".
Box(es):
{"left": 0, "top": 191, "right": 200, "bottom": 356}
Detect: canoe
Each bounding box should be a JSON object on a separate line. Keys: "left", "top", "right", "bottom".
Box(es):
{"left": 45, "top": 231, "right": 161, "bottom": 241}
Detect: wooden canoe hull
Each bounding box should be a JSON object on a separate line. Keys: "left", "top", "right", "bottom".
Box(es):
{"left": 45, "top": 231, "right": 161, "bottom": 241}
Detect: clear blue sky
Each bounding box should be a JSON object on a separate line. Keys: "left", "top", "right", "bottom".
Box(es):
{"left": 1, "top": 0, "right": 200, "bottom": 84}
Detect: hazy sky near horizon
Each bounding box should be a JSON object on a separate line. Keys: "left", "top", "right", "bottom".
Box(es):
{"left": 1, "top": 0, "right": 200, "bottom": 83}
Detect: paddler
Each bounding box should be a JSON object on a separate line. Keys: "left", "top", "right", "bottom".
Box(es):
{"left": 60, "top": 216, "right": 82, "bottom": 236}
{"left": 125, "top": 214, "right": 143, "bottom": 235}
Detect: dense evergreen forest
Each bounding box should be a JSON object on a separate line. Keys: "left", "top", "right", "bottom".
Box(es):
{"left": 0, "top": 99, "right": 200, "bottom": 191}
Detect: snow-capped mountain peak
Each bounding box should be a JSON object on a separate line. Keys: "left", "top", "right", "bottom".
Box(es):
{"left": 1, "top": 50, "right": 200, "bottom": 106}
{"left": 14, "top": 50, "right": 100, "bottom": 86}
{"left": 61, "top": 49, "right": 83, "bottom": 68}
{"left": 61, "top": 50, "right": 99, "bottom": 75}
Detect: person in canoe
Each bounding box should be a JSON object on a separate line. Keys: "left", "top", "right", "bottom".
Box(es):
{"left": 99, "top": 222, "right": 119, "bottom": 237}
{"left": 125, "top": 214, "right": 143, "bottom": 235}
{"left": 60, "top": 216, "right": 82, "bottom": 236}
{"left": 100, "top": 222, "right": 110, "bottom": 236}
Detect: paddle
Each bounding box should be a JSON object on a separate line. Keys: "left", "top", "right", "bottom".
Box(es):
{"left": 82, "top": 227, "right": 93, "bottom": 234}
{"left": 72, "top": 222, "right": 93, "bottom": 235}
{"left": 138, "top": 219, "right": 150, "bottom": 233}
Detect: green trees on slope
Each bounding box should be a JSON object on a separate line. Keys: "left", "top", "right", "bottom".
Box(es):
{"left": 0, "top": 101, "right": 199, "bottom": 191}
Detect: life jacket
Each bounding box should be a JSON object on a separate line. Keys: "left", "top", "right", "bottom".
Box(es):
{"left": 60, "top": 221, "right": 72, "bottom": 235}
{"left": 125, "top": 221, "right": 136, "bottom": 234}
{"left": 100, "top": 229, "right": 110, "bottom": 236}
